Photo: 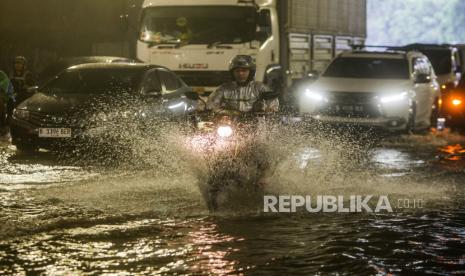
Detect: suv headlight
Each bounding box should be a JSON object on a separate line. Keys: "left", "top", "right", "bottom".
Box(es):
{"left": 14, "top": 109, "right": 30, "bottom": 120}
{"left": 304, "top": 89, "right": 328, "bottom": 103}
{"left": 380, "top": 92, "right": 408, "bottom": 104}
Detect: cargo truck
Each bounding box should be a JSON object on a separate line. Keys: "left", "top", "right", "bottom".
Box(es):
{"left": 137, "top": 0, "right": 367, "bottom": 101}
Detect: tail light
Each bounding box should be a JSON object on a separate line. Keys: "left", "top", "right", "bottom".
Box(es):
{"left": 452, "top": 99, "right": 462, "bottom": 106}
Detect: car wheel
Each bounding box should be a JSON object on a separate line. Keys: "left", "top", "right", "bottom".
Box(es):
{"left": 430, "top": 97, "right": 440, "bottom": 129}
{"left": 15, "top": 141, "right": 38, "bottom": 153}
{"left": 405, "top": 102, "right": 416, "bottom": 134}
{"left": 0, "top": 109, "right": 7, "bottom": 133}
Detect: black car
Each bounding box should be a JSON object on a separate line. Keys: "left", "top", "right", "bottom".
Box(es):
{"left": 10, "top": 63, "right": 196, "bottom": 151}
{"left": 37, "top": 56, "right": 140, "bottom": 86}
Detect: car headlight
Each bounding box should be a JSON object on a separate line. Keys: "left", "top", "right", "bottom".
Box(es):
{"left": 304, "top": 89, "right": 328, "bottom": 103}
{"left": 14, "top": 109, "right": 30, "bottom": 120}
{"left": 380, "top": 92, "right": 408, "bottom": 104}
{"left": 217, "top": 125, "right": 233, "bottom": 138}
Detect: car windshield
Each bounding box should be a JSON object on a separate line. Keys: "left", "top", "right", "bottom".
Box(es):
{"left": 419, "top": 49, "right": 452, "bottom": 75}
{"left": 323, "top": 57, "right": 410, "bottom": 79}
{"left": 38, "top": 58, "right": 138, "bottom": 86}
{"left": 139, "top": 6, "right": 257, "bottom": 44}
{"left": 42, "top": 68, "right": 144, "bottom": 94}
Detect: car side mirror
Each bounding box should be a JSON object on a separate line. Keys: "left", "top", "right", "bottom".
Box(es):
{"left": 255, "top": 31, "right": 269, "bottom": 44}
{"left": 184, "top": 91, "right": 200, "bottom": 100}
{"left": 414, "top": 74, "right": 431, "bottom": 84}
{"left": 259, "top": 91, "right": 280, "bottom": 101}
{"left": 27, "top": 86, "right": 39, "bottom": 94}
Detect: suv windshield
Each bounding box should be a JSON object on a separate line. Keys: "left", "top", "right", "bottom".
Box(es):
{"left": 323, "top": 57, "right": 410, "bottom": 79}
{"left": 42, "top": 68, "right": 144, "bottom": 94}
{"left": 419, "top": 49, "right": 452, "bottom": 75}
{"left": 139, "top": 6, "right": 257, "bottom": 44}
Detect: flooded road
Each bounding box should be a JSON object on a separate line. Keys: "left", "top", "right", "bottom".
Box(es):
{"left": 1, "top": 127, "right": 465, "bottom": 275}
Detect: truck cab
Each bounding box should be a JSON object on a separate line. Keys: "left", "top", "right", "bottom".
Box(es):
{"left": 137, "top": 0, "right": 278, "bottom": 95}
{"left": 137, "top": 0, "right": 367, "bottom": 104}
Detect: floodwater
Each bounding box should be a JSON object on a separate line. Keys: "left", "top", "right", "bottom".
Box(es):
{"left": 0, "top": 124, "right": 464, "bottom": 275}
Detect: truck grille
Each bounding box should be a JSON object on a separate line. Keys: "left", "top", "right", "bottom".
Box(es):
{"left": 319, "top": 91, "right": 381, "bottom": 118}
{"left": 175, "top": 71, "right": 231, "bottom": 88}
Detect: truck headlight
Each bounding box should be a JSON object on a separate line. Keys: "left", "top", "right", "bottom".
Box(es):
{"left": 380, "top": 92, "right": 408, "bottom": 104}
{"left": 14, "top": 109, "right": 30, "bottom": 120}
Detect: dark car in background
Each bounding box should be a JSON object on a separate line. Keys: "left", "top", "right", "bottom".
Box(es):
{"left": 10, "top": 63, "right": 195, "bottom": 151}
{"left": 37, "top": 56, "right": 140, "bottom": 87}
{"left": 399, "top": 44, "right": 462, "bottom": 93}
{"left": 441, "top": 77, "right": 465, "bottom": 130}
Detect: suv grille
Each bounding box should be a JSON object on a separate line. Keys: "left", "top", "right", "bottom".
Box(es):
{"left": 319, "top": 91, "right": 382, "bottom": 118}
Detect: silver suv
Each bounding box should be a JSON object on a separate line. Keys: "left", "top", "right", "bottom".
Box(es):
{"left": 297, "top": 50, "right": 440, "bottom": 132}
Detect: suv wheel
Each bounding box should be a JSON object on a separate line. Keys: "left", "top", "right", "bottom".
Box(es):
{"left": 405, "top": 102, "right": 416, "bottom": 134}
{"left": 430, "top": 97, "right": 440, "bottom": 128}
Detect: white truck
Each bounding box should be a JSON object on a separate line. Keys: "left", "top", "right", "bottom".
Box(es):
{"left": 137, "top": 0, "right": 366, "bottom": 100}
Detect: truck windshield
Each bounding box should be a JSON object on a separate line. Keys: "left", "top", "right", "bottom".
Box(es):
{"left": 139, "top": 6, "right": 257, "bottom": 44}
{"left": 323, "top": 58, "right": 410, "bottom": 79}
{"left": 419, "top": 49, "right": 452, "bottom": 75}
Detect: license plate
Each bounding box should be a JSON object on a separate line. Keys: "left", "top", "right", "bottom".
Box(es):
{"left": 342, "top": 105, "right": 354, "bottom": 111}
{"left": 342, "top": 105, "right": 364, "bottom": 112}
{"left": 38, "top": 128, "right": 72, "bottom": 138}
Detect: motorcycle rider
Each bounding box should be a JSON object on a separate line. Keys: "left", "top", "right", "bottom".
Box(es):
{"left": 205, "top": 56, "right": 279, "bottom": 211}
{"left": 10, "top": 56, "right": 35, "bottom": 106}
{"left": 0, "top": 70, "right": 15, "bottom": 134}
{"left": 207, "top": 55, "right": 279, "bottom": 113}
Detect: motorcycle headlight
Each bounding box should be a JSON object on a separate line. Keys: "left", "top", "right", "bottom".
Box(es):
{"left": 380, "top": 92, "right": 408, "bottom": 104}
{"left": 217, "top": 125, "right": 233, "bottom": 138}
{"left": 14, "top": 109, "right": 30, "bottom": 120}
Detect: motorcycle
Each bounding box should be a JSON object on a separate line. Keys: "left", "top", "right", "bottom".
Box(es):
{"left": 184, "top": 91, "right": 280, "bottom": 211}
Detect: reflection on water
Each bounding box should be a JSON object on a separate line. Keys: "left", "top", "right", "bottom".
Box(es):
{"left": 1, "top": 212, "right": 465, "bottom": 275}
{"left": 371, "top": 148, "right": 425, "bottom": 170}
{"left": 0, "top": 127, "right": 465, "bottom": 274}
{"left": 295, "top": 147, "right": 321, "bottom": 169}
{"left": 440, "top": 144, "right": 465, "bottom": 161}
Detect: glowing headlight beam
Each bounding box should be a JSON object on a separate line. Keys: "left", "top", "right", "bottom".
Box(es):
{"left": 217, "top": 126, "right": 233, "bottom": 138}
{"left": 14, "top": 109, "right": 30, "bottom": 120}
{"left": 380, "top": 92, "right": 407, "bottom": 104}
{"left": 304, "top": 89, "right": 327, "bottom": 102}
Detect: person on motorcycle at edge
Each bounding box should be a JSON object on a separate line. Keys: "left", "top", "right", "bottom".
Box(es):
{"left": 207, "top": 55, "right": 279, "bottom": 114}
{"left": 0, "top": 70, "right": 15, "bottom": 135}
{"left": 10, "top": 56, "right": 35, "bottom": 107}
